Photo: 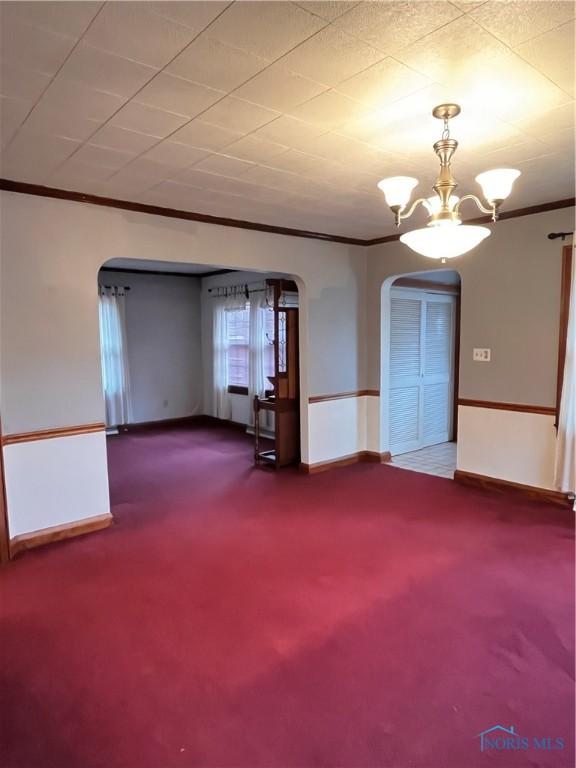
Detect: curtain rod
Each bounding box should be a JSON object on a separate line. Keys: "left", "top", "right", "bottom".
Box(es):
{"left": 101, "top": 285, "right": 131, "bottom": 290}
{"left": 208, "top": 278, "right": 298, "bottom": 294}
{"left": 548, "top": 231, "right": 573, "bottom": 240}
{"left": 208, "top": 280, "right": 267, "bottom": 296}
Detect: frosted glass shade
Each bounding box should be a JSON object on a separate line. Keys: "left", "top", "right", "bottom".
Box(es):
{"left": 400, "top": 224, "right": 491, "bottom": 259}
{"left": 377, "top": 176, "right": 418, "bottom": 208}
{"left": 475, "top": 168, "right": 520, "bottom": 202}
{"left": 423, "top": 194, "right": 459, "bottom": 214}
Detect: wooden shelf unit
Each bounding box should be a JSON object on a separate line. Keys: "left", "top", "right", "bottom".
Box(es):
{"left": 254, "top": 280, "right": 300, "bottom": 468}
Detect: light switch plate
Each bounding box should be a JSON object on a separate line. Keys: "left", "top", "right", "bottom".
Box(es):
{"left": 473, "top": 348, "right": 491, "bottom": 362}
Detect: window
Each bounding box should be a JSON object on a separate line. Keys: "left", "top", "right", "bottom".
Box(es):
{"left": 225, "top": 304, "right": 276, "bottom": 393}
{"left": 226, "top": 304, "right": 249, "bottom": 388}
{"left": 98, "top": 287, "right": 131, "bottom": 426}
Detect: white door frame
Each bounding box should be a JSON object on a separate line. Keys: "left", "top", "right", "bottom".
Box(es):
{"left": 379, "top": 272, "right": 461, "bottom": 457}
{"left": 389, "top": 287, "right": 456, "bottom": 455}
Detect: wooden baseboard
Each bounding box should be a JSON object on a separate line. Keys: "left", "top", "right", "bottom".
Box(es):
{"left": 453, "top": 470, "right": 572, "bottom": 507}
{"left": 300, "top": 452, "right": 360, "bottom": 474}
{"left": 10, "top": 513, "right": 113, "bottom": 557}
{"left": 361, "top": 450, "right": 392, "bottom": 464}
{"left": 117, "top": 415, "right": 202, "bottom": 433}
{"left": 193, "top": 414, "right": 248, "bottom": 432}
{"left": 116, "top": 414, "right": 248, "bottom": 434}
{"left": 300, "top": 450, "right": 391, "bottom": 474}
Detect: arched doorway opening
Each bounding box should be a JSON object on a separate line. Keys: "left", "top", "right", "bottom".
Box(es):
{"left": 96, "top": 258, "right": 304, "bottom": 526}
{"left": 380, "top": 269, "right": 461, "bottom": 479}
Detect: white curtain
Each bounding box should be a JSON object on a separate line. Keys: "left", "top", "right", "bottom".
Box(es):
{"left": 213, "top": 291, "right": 246, "bottom": 420}
{"left": 555, "top": 253, "right": 576, "bottom": 506}
{"left": 248, "top": 287, "right": 272, "bottom": 427}
{"left": 99, "top": 286, "right": 132, "bottom": 427}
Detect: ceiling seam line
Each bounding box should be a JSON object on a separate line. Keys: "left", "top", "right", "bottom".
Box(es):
{"left": 466, "top": 15, "right": 575, "bottom": 96}
{"left": 92, "top": 8, "right": 336, "bottom": 186}
{"left": 45, "top": 0, "right": 238, "bottom": 179}
{"left": 107, "top": 7, "right": 485, "bottom": 190}
{"left": 1, "top": 1, "right": 107, "bottom": 156}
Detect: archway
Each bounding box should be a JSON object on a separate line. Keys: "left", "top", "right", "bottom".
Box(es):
{"left": 380, "top": 268, "right": 461, "bottom": 479}
{"left": 96, "top": 258, "right": 306, "bottom": 526}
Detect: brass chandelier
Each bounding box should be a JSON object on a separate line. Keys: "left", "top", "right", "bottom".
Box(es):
{"left": 377, "top": 104, "right": 521, "bottom": 259}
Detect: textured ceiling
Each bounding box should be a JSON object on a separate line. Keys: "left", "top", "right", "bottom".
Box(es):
{"left": 0, "top": 0, "right": 574, "bottom": 239}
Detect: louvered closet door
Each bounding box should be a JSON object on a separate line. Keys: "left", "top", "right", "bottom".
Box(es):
{"left": 421, "top": 294, "right": 455, "bottom": 448}
{"left": 389, "top": 291, "right": 424, "bottom": 455}
{"left": 389, "top": 290, "right": 455, "bottom": 456}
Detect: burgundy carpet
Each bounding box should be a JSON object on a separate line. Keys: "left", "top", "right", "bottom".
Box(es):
{"left": 1, "top": 424, "right": 574, "bottom": 768}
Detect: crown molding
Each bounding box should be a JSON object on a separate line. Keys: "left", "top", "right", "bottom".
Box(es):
{"left": 1, "top": 179, "right": 573, "bottom": 248}
{"left": 0, "top": 178, "right": 366, "bottom": 246}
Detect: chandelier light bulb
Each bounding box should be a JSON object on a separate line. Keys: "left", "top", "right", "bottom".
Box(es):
{"left": 400, "top": 224, "right": 491, "bottom": 259}
{"left": 423, "top": 194, "right": 460, "bottom": 216}
{"left": 377, "top": 176, "right": 418, "bottom": 209}
{"left": 475, "top": 169, "right": 521, "bottom": 203}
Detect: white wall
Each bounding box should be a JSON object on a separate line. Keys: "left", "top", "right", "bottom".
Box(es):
{"left": 0, "top": 191, "right": 366, "bottom": 436}
{"left": 366, "top": 207, "right": 575, "bottom": 489}
{"left": 99, "top": 269, "right": 203, "bottom": 423}
{"left": 0, "top": 191, "right": 366, "bottom": 537}
{"left": 3, "top": 431, "right": 110, "bottom": 537}
{"left": 0, "top": 189, "right": 571, "bottom": 539}
{"left": 367, "top": 208, "right": 573, "bottom": 403}
{"left": 307, "top": 394, "right": 380, "bottom": 465}
{"left": 457, "top": 406, "right": 557, "bottom": 490}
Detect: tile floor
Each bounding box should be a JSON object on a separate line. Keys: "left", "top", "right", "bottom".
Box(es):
{"left": 391, "top": 442, "right": 457, "bottom": 479}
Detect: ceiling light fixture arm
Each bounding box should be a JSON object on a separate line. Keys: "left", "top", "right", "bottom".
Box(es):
{"left": 454, "top": 194, "right": 498, "bottom": 222}
{"left": 392, "top": 198, "right": 428, "bottom": 227}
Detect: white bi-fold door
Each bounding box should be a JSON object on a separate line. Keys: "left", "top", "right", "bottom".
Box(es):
{"left": 389, "top": 288, "right": 456, "bottom": 456}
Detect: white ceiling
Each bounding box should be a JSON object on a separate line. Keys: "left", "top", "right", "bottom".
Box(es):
{"left": 0, "top": 0, "right": 574, "bottom": 240}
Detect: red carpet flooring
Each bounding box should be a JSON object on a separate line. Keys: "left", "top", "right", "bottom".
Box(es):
{"left": 1, "top": 424, "right": 574, "bottom": 768}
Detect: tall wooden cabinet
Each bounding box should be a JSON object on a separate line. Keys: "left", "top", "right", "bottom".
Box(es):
{"left": 254, "top": 280, "right": 300, "bottom": 468}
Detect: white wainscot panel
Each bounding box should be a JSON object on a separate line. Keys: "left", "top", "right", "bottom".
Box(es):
{"left": 457, "top": 406, "right": 557, "bottom": 490}
{"left": 308, "top": 397, "right": 366, "bottom": 465}
{"left": 4, "top": 430, "right": 111, "bottom": 537}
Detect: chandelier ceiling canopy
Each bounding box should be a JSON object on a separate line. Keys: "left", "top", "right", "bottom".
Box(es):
{"left": 377, "top": 104, "right": 521, "bottom": 260}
